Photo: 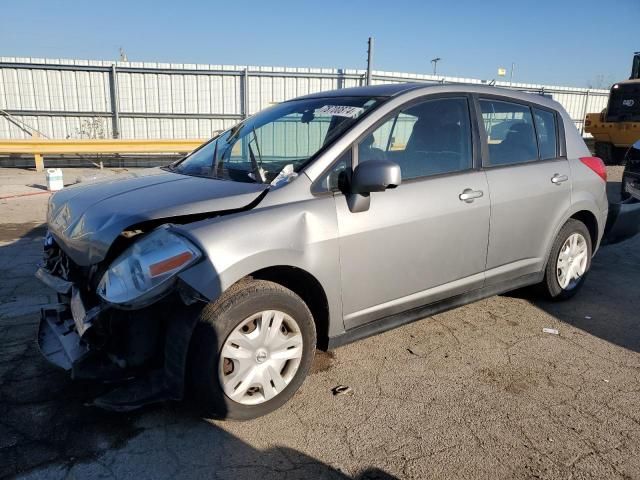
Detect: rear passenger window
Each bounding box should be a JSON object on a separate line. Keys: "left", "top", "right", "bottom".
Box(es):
{"left": 480, "top": 99, "right": 538, "bottom": 166}
{"left": 358, "top": 98, "right": 472, "bottom": 180}
{"left": 533, "top": 108, "right": 558, "bottom": 160}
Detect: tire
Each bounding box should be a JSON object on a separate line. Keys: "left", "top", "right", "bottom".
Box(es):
{"left": 189, "top": 279, "right": 316, "bottom": 420}
{"left": 542, "top": 219, "right": 592, "bottom": 300}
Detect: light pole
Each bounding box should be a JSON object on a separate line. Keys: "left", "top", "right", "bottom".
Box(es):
{"left": 366, "top": 37, "right": 374, "bottom": 86}
{"left": 431, "top": 57, "right": 441, "bottom": 76}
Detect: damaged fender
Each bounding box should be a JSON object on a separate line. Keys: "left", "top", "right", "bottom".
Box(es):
{"left": 176, "top": 175, "right": 346, "bottom": 339}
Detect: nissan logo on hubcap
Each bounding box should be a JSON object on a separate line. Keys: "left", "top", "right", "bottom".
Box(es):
{"left": 256, "top": 350, "right": 268, "bottom": 364}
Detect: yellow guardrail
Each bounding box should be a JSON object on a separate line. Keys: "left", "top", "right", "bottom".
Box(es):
{"left": 0, "top": 139, "right": 206, "bottom": 171}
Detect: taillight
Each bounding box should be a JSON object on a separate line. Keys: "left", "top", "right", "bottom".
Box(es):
{"left": 580, "top": 156, "right": 607, "bottom": 182}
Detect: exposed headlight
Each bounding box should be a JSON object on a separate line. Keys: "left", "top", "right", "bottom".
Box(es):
{"left": 97, "top": 226, "right": 201, "bottom": 306}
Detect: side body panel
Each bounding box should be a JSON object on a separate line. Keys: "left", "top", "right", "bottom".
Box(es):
{"left": 335, "top": 171, "right": 490, "bottom": 329}
{"left": 483, "top": 159, "right": 571, "bottom": 284}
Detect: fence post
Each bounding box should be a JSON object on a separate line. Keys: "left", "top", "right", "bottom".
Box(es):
{"left": 109, "top": 64, "right": 121, "bottom": 138}
{"left": 30, "top": 132, "right": 44, "bottom": 172}
{"left": 34, "top": 153, "right": 44, "bottom": 172}
{"left": 242, "top": 68, "right": 249, "bottom": 120}
{"left": 581, "top": 90, "right": 590, "bottom": 135}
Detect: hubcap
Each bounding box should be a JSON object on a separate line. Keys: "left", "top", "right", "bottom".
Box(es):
{"left": 556, "top": 233, "right": 588, "bottom": 290}
{"left": 219, "top": 310, "right": 303, "bottom": 405}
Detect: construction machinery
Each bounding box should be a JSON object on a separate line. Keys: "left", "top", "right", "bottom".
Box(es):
{"left": 585, "top": 52, "right": 640, "bottom": 164}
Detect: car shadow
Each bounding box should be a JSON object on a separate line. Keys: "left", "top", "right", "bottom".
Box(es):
{"left": 506, "top": 179, "right": 640, "bottom": 353}
{"left": 507, "top": 234, "right": 640, "bottom": 353}
{"left": 25, "top": 183, "right": 49, "bottom": 192}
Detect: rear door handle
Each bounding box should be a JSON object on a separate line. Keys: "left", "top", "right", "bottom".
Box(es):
{"left": 459, "top": 188, "right": 484, "bottom": 203}
{"left": 551, "top": 174, "right": 568, "bottom": 184}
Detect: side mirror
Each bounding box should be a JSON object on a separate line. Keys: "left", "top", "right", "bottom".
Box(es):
{"left": 347, "top": 160, "right": 402, "bottom": 213}
{"left": 351, "top": 159, "right": 402, "bottom": 194}
{"left": 632, "top": 139, "right": 640, "bottom": 151}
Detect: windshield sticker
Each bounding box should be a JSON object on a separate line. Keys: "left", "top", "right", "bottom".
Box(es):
{"left": 315, "top": 105, "right": 364, "bottom": 118}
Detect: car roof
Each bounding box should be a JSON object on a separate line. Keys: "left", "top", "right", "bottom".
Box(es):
{"left": 291, "top": 82, "right": 562, "bottom": 111}
{"left": 292, "top": 83, "right": 429, "bottom": 99}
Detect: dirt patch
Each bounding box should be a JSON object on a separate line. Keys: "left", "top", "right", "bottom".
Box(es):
{"left": 477, "top": 367, "right": 535, "bottom": 395}
{"left": 311, "top": 350, "right": 336, "bottom": 374}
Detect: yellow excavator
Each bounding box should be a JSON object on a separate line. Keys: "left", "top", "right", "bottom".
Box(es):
{"left": 585, "top": 52, "right": 640, "bottom": 164}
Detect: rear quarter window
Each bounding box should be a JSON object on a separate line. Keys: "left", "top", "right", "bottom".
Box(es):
{"left": 533, "top": 108, "right": 558, "bottom": 160}
{"left": 479, "top": 99, "right": 538, "bottom": 166}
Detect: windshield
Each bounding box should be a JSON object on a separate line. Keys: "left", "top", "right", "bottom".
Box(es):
{"left": 170, "top": 96, "right": 383, "bottom": 183}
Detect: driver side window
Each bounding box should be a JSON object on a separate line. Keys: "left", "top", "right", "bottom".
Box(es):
{"left": 358, "top": 97, "right": 473, "bottom": 180}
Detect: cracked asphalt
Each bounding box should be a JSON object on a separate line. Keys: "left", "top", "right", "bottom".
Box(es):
{"left": 0, "top": 167, "right": 639, "bottom": 479}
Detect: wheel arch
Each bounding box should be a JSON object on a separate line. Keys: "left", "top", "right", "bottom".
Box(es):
{"left": 541, "top": 205, "right": 603, "bottom": 272}
{"left": 245, "top": 265, "right": 331, "bottom": 351}
{"left": 569, "top": 209, "right": 599, "bottom": 251}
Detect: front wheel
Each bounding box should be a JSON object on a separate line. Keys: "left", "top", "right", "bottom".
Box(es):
{"left": 542, "top": 219, "right": 592, "bottom": 300}
{"left": 189, "top": 280, "right": 316, "bottom": 420}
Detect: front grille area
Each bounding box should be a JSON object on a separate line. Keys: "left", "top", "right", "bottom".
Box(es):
{"left": 43, "top": 239, "right": 73, "bottom": 281}
{"left": 42, "top": 236, "right": 95, "bottom": 294}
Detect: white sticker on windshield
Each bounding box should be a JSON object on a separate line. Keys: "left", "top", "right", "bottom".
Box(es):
{"left": 315, "top": 105, "right": 364, "bottom": 118}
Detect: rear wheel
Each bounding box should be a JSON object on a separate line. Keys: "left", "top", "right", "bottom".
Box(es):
{"left": 542, "top": 219, "right": 592, "bottom": 300}
{"left": 189, "top": 280, "right": 316, "bottom": 420}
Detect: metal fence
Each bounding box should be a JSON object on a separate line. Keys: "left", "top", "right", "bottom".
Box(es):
{"left": 0, "top": 57, "right": 610, "bottom": 141}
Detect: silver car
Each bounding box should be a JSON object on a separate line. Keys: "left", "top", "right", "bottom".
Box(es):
{"left": 38, "top": 83, "right": 610, "bottom": 419}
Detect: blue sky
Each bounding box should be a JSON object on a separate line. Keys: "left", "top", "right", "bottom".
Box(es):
{"left": 1, "top": 0, "right": 637, "bottom": 88}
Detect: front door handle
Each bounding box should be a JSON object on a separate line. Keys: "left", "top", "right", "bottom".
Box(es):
{"left": 459, "top": 188, "right": 484, "bottom": 203}
{"left": 551, "top": 174, "right": 569, "bottom": 185}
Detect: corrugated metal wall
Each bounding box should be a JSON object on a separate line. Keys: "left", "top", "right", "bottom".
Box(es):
{"left": 0, "top": 57, "right": 609, "bottom": 140}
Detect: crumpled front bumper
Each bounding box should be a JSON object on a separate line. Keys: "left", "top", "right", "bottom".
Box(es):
{"left": 36, "top": 273, "right": 201, "bottom": 412}
{"left": 36, "top": 267, "right": 102, "bottom": 372}
{"left": 38, "top": 305, "right": 89, "bottom": 371}
{"left": 37, "top": 291, "right": 121, "bottom": 382}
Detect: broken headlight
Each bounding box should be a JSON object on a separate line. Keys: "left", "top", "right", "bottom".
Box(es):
{"left": 97, "top": 226, "right": 201, "bottom": 306}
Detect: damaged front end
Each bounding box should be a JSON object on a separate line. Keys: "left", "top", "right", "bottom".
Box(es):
{"left": 34, "top": 167, "right": 270, "bottom": 410}
{"left": 36, "top": 227, "right": 207, "bottom": 411}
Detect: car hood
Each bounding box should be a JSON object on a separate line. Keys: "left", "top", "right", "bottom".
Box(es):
{"left": 47, "top": 168, "right": 268, "bottom": 266}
